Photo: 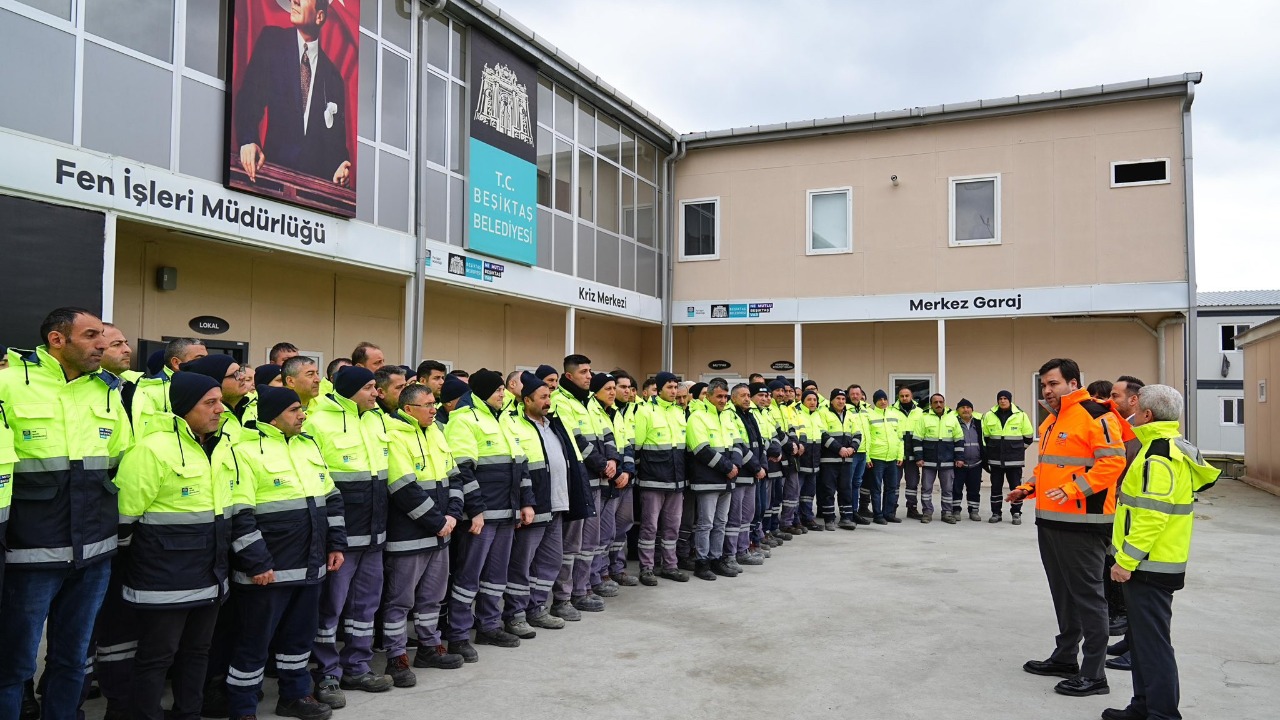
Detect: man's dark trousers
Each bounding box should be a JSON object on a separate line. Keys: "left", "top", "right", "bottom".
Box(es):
{"left": 1038, "top": 524, "right": 1110, "bottom": 679}
{"left": 1123, "top": 579, "right": 1181, "bottom": 719}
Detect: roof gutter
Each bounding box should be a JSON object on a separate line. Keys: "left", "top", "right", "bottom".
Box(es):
{"left": 1183, "top": 81, "right": 1198, "bottom": 441}
{"left": 661, "top": 137, "right": 688, "bottom": 371}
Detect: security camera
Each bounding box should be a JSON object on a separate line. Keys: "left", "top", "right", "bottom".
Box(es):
{"left": 890, "top": 175, "right": 899, "bottom": 186}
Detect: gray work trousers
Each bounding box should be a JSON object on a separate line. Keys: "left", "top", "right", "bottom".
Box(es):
{"left": 921, "top": 466, "right": 955, "bottom": 514}
{"left": 693, "top": 491, "right": 732, "bottom": 561}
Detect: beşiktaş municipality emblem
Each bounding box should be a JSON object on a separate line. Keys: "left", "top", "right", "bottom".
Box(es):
{"left": 474, "top": 63, "right": 534, "bottom": 146}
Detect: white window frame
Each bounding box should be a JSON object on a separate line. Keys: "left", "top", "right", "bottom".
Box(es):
{"left": 1260, "top": 379, "right": 1269, "bottom": 404}
{"left": 679, "top": 196, "right": 720, "bottom": 262}
{"left": 948, "top": 173, "right": 1001, "bottom": 247}
{"left": 1219, "top": 396, "right": 1245, "bottom": 426}
{"left": 1219, "top": 323, "right": 1251, "bottom": 352}
{"left": 806, "top": 186, "right": 853, "bottom": 256}
{"left": 1110, "top": 158, "right": 1171, "bottom": 188}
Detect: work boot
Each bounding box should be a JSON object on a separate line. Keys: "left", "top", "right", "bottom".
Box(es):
{"left": 873, "top": 517, "right": 888, "bottom": 525}
{"left": 277, "top": 697, "right": 331, "bottom": 720}
{"left": 989, "top": 513, "right": 1003, "bottom": 523}
{"left": 526, "top": 606, "right": 566, "bottom": 630}
{"left": 339, "top": 671, "right": 393, "bottom": 693}
{"left": 677, "top": 556, "right": 696, "bottom": 571}
{"left": 504, "top": 615, "right": 537, "bottom": 639}
{"left": 941, "top": 513, "right": 958, "bottom": 524}
{"left": 549, "top": 600, "right": 582, "bottom": 621}
{"left": 969, "top": 510, "right": 982, "bottom": 521}
{"left": 773, "top": 529, "right": 794, "bottom": 541}
{"left": 592, "top": 581, "right": 619, "bottom": 598}
{"left": 920, "top": 514, "right": 933, "bottom": 523}
{"left": 887, "top": 513, "right": 902, "bottom": 523}
{"left": 837, "top": 518, "right": 858, "bottom": 530}
{"left": 413, "top": 644, "right": 464, "bottom": 669}
{"left": 748, "top": 547, "right": 767, "bottom": 562}
{"left": 447, "top": 639, "right": 480, "bottom": 663}
{"left": 805, "top": 521, "right": 824, "bottom": 532}
{"left": 760, "top": 535, "right": 778, "bottom": 548}
{"left": 853, "top": 515, "right": 871, "bottom": 526}
{"left": 737, "top": 552, "right": 764, "bottom": 566}
{"left": 710, "top": 558, "right": 738, "bottom": 577}
{"left": 723, "top": 556, "right": 744, "bottom": 574}
{"left": 1012, "top": 514, "right": 1022, "bottom": 525}
{"left": 824, "top": 520, "right": 838, "bottom": 532}
{"left": 658, "top": 566, "right": 690, "bottom": 582}
{"left": 693, "top": 559, "right": 717, "bottom": 581}
{"left": 275, "top": 696, "right": 332, "bottom": 720}
{"left": 385, "top": 654, "right": 416, "bottom": 688}
{"left": 571, "top": 593, "right": 605, "bottom": 612}
{"left": 906, "top": 508, "right": 921, "bottom": 519}
{"left": 613, "top": 571, "right": 640, "bottom": 587}
{"left": 474, "top": 628, "right": 521, "bottom": 648}
{"left": 638, "top": 568, "right": 659, "bottom": 586}
{"left": 313, "top": 677, "right": 345, "bottom": 709}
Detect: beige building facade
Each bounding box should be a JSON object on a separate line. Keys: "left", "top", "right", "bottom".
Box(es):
{"left": 670, "top": 76, "right": 1199, "bottom": 435}
{"left": 1237, "top": 320, "right": 1280, "bottom": 495}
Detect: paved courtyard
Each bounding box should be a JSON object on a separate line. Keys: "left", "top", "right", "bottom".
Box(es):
{"left": 83, "top": 478, "right": 1279, "bottom": 720}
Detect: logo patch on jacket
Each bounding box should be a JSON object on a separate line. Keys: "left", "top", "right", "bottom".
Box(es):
{"left": 0, "top": 474, "right": 10, "bottom": 488}
{"left": 1057, "top": 432, "right": 1069, "bottom": 441}
{"left": 180, "top": 486, "right": 201, "bottom": 497}
{"left": 342, "top": 455, "right": 354, "bottom": 463}
{"left": 273, "top": 478, "right": 289, "bottom": 487}
{"left": 99, "top": 427, "right": 113, "bottom": 440}
{"left": 21, "top": 429, "right": 47, "bottom": 442}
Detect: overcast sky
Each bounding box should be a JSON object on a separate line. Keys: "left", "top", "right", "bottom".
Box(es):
{"left": 493, "top": 0, "right": 1276, "bottom": 292}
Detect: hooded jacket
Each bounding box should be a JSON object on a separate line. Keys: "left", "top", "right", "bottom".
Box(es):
{"left": 632, "top": 396, "right": 687, "bottom": 492}
{"left": 384, "top": 410, "right": 465, "bottom": 554}
{"left": 304, "top": 393, "right": 390, "bottom": 550}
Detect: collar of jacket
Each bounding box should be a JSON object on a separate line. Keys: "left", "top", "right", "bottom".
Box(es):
{"left": 1131, "top": 420, "right": 1181, "bottom": 443}
{"left": 560, "top": 379, "right": 593, "bottom": 406}
{"left": 893, "top": 400, "right": 916, "bottom": 414}
{"left": 321, "top": 391, "right": 360, "bottom": 417}
{"left": 655, "top": 396, "right": 677, "bottom": 411}
{"left": 734, "top": 405, "right": 754, "bottom": 420}
{"left": 1052, "top": 387, "right": 1092, "bottom": 418}
{"left": 989, "top": 403, "right": 1022, "bottom": 415}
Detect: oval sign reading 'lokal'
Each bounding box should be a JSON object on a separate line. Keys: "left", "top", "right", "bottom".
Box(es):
{"left": 770, "top": 361, "right": 795, "bottom": 372}
{"left": 708, "top": 360, "right": 732, "bottom": 371}
{"left": 189, "top": 315, "right": 230, "bottom": 335}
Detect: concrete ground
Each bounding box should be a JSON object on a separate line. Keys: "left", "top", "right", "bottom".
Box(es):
{"left": 81, "top": 478, "right": 1278, "bottom": 720}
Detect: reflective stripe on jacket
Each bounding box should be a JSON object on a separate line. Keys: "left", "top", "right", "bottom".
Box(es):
{"left": 303, "top": 394, "right": 390, "bottom": 550}
{"left": 981, "top": 404, "right": 1034, "bottom": 467}
{"left": 444, "top": 401, "right": 535, "bottom": 522}
{"left": 913, "top": 409, "right": 964, "bottom": 467}
{"left": 385, "top": 411, "right": 464, "bottom": 554}
{"left": 633, "top": 397, "right": 687, "bottom": 492}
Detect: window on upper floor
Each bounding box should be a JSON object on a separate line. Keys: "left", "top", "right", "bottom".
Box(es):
{"left": 680, "top": 198, "right": 719, "bottom": 260}
{"left": 808, "top": 188, "right": 852, "bottom": 255}
{"left": 949, "top": 174, "right": 1000, "bottom": 247}
{"left": 1220, "top": 324, "right": 1251, "bottom": 352}
{"left": 1112, "top": 159, "right": 1169, "bottom": 188}
{"left": 1220, "top": 397, "right": 1245, "bottom": 426}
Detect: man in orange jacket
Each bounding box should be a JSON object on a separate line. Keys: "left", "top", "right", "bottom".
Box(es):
{"left": 1009, "top": 358, "right": 1128, "bottom": 698}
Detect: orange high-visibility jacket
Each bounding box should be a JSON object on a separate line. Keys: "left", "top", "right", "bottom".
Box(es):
{"left": 1020, "top": 388, "right": 1128, "bottom": 531}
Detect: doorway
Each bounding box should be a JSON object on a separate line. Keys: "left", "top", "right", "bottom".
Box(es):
{"left": 888, "top": 374, "right": 936, "bottom": 404}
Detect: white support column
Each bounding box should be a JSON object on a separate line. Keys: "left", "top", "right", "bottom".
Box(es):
{"left": 565, "top": 307, "right": 576, "bottom": 358}
{"left": 937, "top": 319, "right": 947, "bottom": 397}
{"left": 101, "top": 211, "right": 117, "bottom": 322}
{"left": 794, "top": 322, "right": 803, "bottom": 387}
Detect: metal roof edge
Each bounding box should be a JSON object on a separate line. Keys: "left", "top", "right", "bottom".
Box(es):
{"left": 1235, "top": 316, "right": 1280, "bottom": 348}
{"left": 680, "top": 73, "right": 1203, "bottom": 149}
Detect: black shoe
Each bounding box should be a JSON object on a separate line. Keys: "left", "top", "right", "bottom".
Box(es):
{"left": 414, "top": 644, "right": 465, "bottom": 669}
{"left": 275, "top": 696, "right": 333, "bottom": 720}
{"left": 339, "top": 671, "right": 393, "bottom": 693}
{"left": 853, "top": 515, "right": 871, "bottom": 525}
{"left": 906, "top": 508, "right": 921, "bottom": 519}
{"left": 873, "top": 517, "right": 888, "bottom": 525}
{"left": 658, "top": 566, "right": 690, "bottom": 582}
{"left": 989, "top": 513, "right": 1003, "bottom": 524}
{"left": 709, "top": 558, "right": 738, "bottom": 577}
{"left": 639, "top": 568, "right": 659, "bottom": 586}
{"left": 1023, "top": 659, "right": 1080, "bottom": 678}
{"left": 1110, "top": 616, "right": 1128, "bottom": 636}
{"left": 837, "top": 518, "right": 858, "bottom": 530}
{"left": 1054, "top": 676, "right": 1109, "bottom": 697}
{"left": 385, "top": 654, "right": 416, "bottom": 688}
{"left": 886, "top": 514, "right": 902, "bottom": 523}
{"left": 693, "top": 559, "right": 716, "bottom": 581}
{"left": 1107, "top": 639, "right": 1129, "bottom": 656}
{"left": 474, "top": 628, "right": 521, "bottom": 648}
{"left": 1106, "top": 652, "right": 1132, "bottom": 671}
{"left": 804, "top": 521, "right": 824, "bottom": 532}
{"left": 21, "top": 681, "right": 39, "bottom": 720}
{"left": 103, "top": 709, "right": 130, "bottom": 720}
{"left": 448, "top": 640, "right": 479, "bottom": 663}
{"left": 201, "top": 681, "right": 230, "bottom": 718}
{"left": 1101, "top": 706, "right": 1147, "bottom": 720}
{"left": 677, "top": 556, "right": 695, "bottom": 571}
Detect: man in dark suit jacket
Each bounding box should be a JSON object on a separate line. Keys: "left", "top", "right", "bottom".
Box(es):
{"left": 234, "top": 0, "right": 351, "bottom": 185}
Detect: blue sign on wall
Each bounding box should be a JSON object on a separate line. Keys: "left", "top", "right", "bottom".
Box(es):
{"left": 467, "top": 137, "right": 537, "bottom": 265}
